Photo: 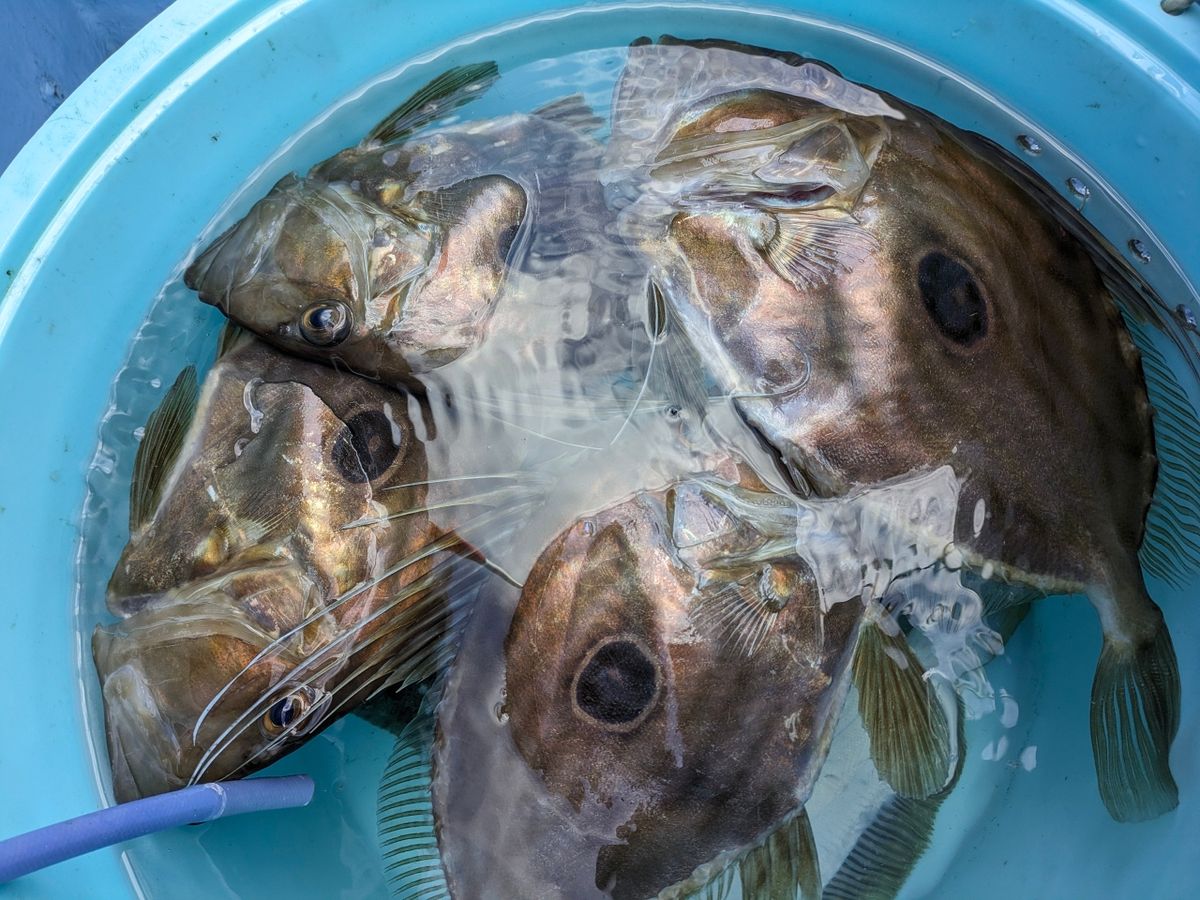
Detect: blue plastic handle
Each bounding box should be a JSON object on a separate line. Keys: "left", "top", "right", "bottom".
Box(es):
{"left": 0, "top": 775, "right": 315, "bottom": 883}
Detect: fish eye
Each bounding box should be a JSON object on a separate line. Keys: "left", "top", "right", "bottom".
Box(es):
{"left": 262, "top": 691, "right": 310, "bottom": 737}
{"left": 331, "top": 409, "right": 403, "bottom": 483}
{"left": 298, "top": 300, "right": 352, "bottom": 347}
{"left": 572, "top": 636, "right": 661, "bottom": 732}
{"left": 917, "top": 251, "right": 988, "bottom": 346}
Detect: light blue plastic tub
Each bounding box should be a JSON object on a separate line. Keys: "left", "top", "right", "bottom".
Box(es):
{"left": 1, "top": 1, "right": 1198, "bottom": 897}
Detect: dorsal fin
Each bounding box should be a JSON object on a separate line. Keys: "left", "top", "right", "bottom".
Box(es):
{"left": 129, "top": 366, "right": 199, "bottom": 531}
{"left": 531, "top": 93, "right": 604, "bottom": 135}
{"left": 366, "top": 62, "right": 500, "bottom": 146}
{"left": 1124, "top": 315, "right": 1200, "bottom": 586}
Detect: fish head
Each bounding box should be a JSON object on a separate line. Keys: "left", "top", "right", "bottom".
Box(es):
{"left": 93, "top": 561, "right": 337, "bottom": 801}
{"left": 107, "top": 340, "right": 427, "bottom": 615}
{"left": 186, "top": 153, "right": 527, "bottom": 380}
{"left": 99, "top": 341, "right": 436, "bottom": 800}
{"left": 496, "top": 478, "right": 860, "bottom": 897}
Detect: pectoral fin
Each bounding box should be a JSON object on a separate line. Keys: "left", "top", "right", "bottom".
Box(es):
{"left": 738, "top": 809, "right": 821, "bottom": 900}
{"left": 852, "top": 605, "right": 953, "bottom": 799}
{"left": 758, "top": 209, "right": 876, "bottom": 290}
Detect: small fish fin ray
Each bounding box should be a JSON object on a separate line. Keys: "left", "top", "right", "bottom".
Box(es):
{"left": 683, "top": 867, "right": 737, "bottom": 900}
{"left": 820, "top": 795, "right": 940, "bottom": 900}
{"left": 1091, "top": 619, "right": 1180, "bottom": 822}
{"left": 852, "top": 607, "right": 953, "bottom": 799}
{"left": 761, "top": 210, "right": 876, "bottom": 291}
{"left": 129, "top": 365, "right": 200, "bottom": 530}
{"left": 377, "top": 705, "right": 451, "bottom": 899}
{"left": 366, "top": 62, "right": 500, "bottom": 146}
{"left": 647, "top": 279, "right": 718, "bottom": 416}
{"left": 1123, "top": 315, "right": 1200, "bottom": 587}
{"left": 531, "top": 93, "right": 604, "bottom": 135}
{"left": 824, "top": 693, "right": 965, "bottom": 900}
{"left": 738, "top": 809, "right": 821, "bottom": 900}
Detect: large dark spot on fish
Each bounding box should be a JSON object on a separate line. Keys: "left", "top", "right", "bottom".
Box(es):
{"left": 573, "top": 637, "right": 659, "bottom": 729}
{"left": 332, "top": 410, "right": 401, "bottom": 482}
{"left": 917, "top": 251, "right": 988, "bottom": 345}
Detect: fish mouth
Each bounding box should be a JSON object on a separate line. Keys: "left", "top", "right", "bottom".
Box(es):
{"left": 92, "top": 589, "right": 289, "bottom": 801}
{"left": 94, "top": 651, "right": 188, "bottom": 802}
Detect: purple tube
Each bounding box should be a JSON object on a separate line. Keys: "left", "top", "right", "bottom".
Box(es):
{"left": 0, "top": 775, "right": 315, "bottom": 883}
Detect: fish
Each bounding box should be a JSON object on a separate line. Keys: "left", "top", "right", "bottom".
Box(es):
{"left": 93, "top": 333, "right": 502, "bottom": 801}
{"left": 420, "top": 465, "right": 993, "bottom": 899}
{"left": 184, "top": 63, "right": 608, "bottom": 384}
{"left": 604, "top": 37, "right": 1183, "bottom": 823}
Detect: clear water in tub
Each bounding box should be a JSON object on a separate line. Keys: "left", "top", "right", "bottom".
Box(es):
{"left": 72, "top": 6, "right": 1200, "bottom": 897}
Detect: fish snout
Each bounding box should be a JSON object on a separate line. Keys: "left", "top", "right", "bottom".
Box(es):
{"left": 94, "top": 647, "right": 188, "bottom": 802}
{"left": 184, "top": 174, "right": 301, "bottom": 307}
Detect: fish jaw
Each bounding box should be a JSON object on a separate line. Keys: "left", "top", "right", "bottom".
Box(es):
{"left": 91, "top": 573, "right": 318, "bottom": 800}
{"left": 96, "top": 656, "right": 188, "bottom": 802}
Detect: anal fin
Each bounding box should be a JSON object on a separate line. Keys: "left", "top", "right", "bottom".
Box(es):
{"left": 377, "top": 703, "right": 451, "bottom": 899}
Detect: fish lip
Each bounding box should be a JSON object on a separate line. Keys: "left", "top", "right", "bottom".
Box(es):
{"left": 94, "top": 650, "right": 188, "bottom": 802}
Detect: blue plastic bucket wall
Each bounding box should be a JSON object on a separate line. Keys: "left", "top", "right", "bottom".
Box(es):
{"left": 1, "top": 1, "right": 1197, "bottom": 897}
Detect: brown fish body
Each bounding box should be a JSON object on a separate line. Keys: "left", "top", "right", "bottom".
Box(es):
{"left": 95, "top": 337, "right": 470, "bottom": 800}
{"left": 432, "top": 464, "right": 971, "bottom": 899}
{"left": 609, "top": 39, "right": 1177, "bottom": 822}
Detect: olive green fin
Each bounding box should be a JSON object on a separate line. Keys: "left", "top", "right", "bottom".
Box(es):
{"left": 738, "top": 809, "right": 821, "bottom": 900}
{"left": 531, "top": 93, "right": 604, "bottom": 135}
{"left": 1091, "top": 622, "right": 1180, "bottom": 822}
{"left": 824, "top": 693, "right": 966, "bottom": 900}
{"left": 367, "top": 62, "right": 500, "bottom": 146}
{"left": 377, "top": 705, "right": 451, "bottom": 899}
{"left": 683, "top": 867, "right": 737, "bottom": 900}
{"left": 853, "top": 608, "right": 953, "bottom": 799}
{"left": 761, "top": 210, "right": 877, "bottom": 291}
{"left": 129, "top": 365, "right": 199, "bottom": 530}
{"left": 1124, "top": 315, "right": 1200, "bottom": 587}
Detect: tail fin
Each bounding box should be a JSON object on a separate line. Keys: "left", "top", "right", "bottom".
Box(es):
{"left": 1091, "top": 619, "right": 1180, "bottom": 822}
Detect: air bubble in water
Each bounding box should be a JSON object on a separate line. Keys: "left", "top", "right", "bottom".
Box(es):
{"left": 1066, "top": 177, "right": 1091, "bottom": 202}
{"left": 149, "top": 377, "right": 162, "bottom": 389}
{"left": 1016, "top": 133, "right": 1042, "bottom": 155}
{"left": 1176, "top": 305, "right": 1198, "bottom": 331}
{"left": 1128, "top": 239, "right": 1151, "bottom": 264}
{"left": 133, "top": 426, "right": 145, "bottom": 440}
